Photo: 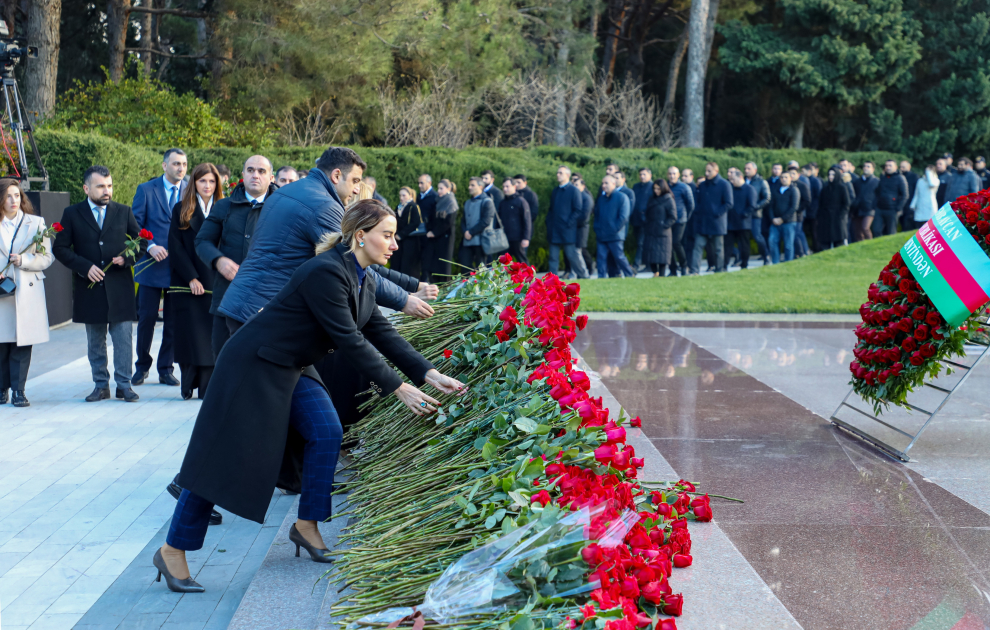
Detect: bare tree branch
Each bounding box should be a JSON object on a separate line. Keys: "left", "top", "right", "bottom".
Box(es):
{"left": 128, "top": 6, "right": 210, "bottom": 18}
{"left": 126, "top": 47, "right": 230, "bottom": 61}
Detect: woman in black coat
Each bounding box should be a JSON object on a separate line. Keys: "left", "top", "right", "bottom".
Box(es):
{"left": 153, "top": 200, "right": 465, "bottom": 593}
{"left": 817, "top": 168, "right": 851, "bottom": 249}
{"left": 169, "top": 163, "right": 222, "bottom": 400}
{"left": 425, "top": 179, "right": 458, "bottom": 280}
{"left": 642, "top": 179, "right": 678, "bottom": 277}
{"left": 393, "top": 186, "right": 424, "bottom": 278}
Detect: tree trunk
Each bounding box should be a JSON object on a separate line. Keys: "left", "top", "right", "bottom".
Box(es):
{"left": 791, "top": 112, "right": 805, "bottom": 149}
{"left": 206, "top": 1, "right": 231, "bottom": 100}
{"left": 600, "top": 0, "right": 629, "bottom": 91}
{"left": 755, "top": 87, "right": 771, "bottom": 147}
{"left": 554, "top": 40, "right": 570, "bottom": 146}
{"left": 683, "top": 0, "right": 709, "bottom": 147}
{"left": 664, "top": 27, "right": 688, "bottom": 113}
{"left": 107, "top": 0, "right": 131, "bottom": 82}
{"left": 137, "top": 0, "right": 152, "bottom": 73}
{"left": 23, "top": 0, "right": 61, "bottom": 117}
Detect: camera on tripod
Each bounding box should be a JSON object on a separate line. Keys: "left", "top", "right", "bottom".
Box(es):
{"left": 0, "top": 20, "right": 37, "bottom": 78}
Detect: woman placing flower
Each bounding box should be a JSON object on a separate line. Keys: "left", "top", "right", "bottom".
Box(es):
{"left": 0, "top": 179, "right": 56, "bottom": 407}
{"left": 153, "top": 199, "right": 466, "bottom": 593}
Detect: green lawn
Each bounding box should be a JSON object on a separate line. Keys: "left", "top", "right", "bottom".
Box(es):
{"left": 577, "top": 232, "right": 913, "bottom": 313}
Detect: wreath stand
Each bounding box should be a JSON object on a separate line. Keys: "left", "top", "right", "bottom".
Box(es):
{"left": 830, "top": 323, "right": 990, "bottom": 462}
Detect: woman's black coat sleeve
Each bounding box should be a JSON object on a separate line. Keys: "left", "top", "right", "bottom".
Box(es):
{"left": 168, "top": 204, "right": 200, "bottom": 284}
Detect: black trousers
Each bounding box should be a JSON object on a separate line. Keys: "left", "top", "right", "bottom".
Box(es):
{"left": 725, "top": 229, "right": 751, "bottom": 269}
{"left": 669, "top": 223, "right": 687, "bottom": 275}
{"left": 457, "top": 246, "right": 487, "bottom": 272}
{"left": 0, "top": 343, "right": 31, "bottom": 390}
{"left": 135, "top": 285, "right": 174, "bottom": 376}
{"left": 179, "top": 364, "right": 213, "bottom": 399}
{"left": 211, "top": 314, "right": 229, "bottom": 361}
{"left": 507, "top": 240, "right": 529, "bottom": 264}
{"left": 225, "top": 316, "right": 243, "bottom": 336}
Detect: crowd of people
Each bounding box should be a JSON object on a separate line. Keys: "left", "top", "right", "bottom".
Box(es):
{"left": 0, "top": 148, "right": 982, "bottom": 409}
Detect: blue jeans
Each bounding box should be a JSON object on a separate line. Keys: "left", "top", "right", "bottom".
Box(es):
{"left": 768, "top": 222, "right": 797, "bottom": 264}
{"left": 751, "top": 216, "right": 768, "bottom": 261}
{"left": 596, "top": 240, "right": 635, "bottom": 278}
{"left": 166, "top": 377, "right": 342, "bottom": 551}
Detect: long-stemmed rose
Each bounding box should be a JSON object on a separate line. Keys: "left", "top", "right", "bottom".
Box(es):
{"left": 0, "top": 222, "right": 62, "bottom": 278}
{"left": 88, "top": 228, "right": 153, "bottom": 288}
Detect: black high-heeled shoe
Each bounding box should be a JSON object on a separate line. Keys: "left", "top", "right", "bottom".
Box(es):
{"left": 153, "top": 548, "right": 205, "bottom": 593}
{"left": 289, "top": 524, "right": 332, "bottom": 563}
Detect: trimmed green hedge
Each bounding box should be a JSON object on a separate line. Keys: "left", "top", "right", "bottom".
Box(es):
{"left": 35, "top": 130, "right": 905, "bottom": 268}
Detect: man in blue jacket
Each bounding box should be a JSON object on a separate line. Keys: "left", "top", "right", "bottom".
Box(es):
{"left": 132, "top": 148, "right": 188, "bottom": 387}
{"left": 726, "top": 168, "right": 756, "bottom": 269}
{"left": 631, "top": 168, "right": 653, "bottom": 272}
{"left": 667, "top": 166, "right": 694, "bottom": 276}
{"left": 547, "top": 166, "right": 589, "bottom": 278}
{"left": 691, "top": 162, "right": 733, "bottom": 274}
{"left": 594, "top": 175, "right": 635, "bottom": 279}
{"left": 219, "top": 146, "right": 436, "bottom": 329}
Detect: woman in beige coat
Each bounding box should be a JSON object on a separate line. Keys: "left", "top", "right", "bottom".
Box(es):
{"left": 0, "top": 179, "right": 54, "bottom": 407}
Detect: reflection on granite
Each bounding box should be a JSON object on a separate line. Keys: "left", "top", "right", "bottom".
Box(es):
{"left": 580, "top": 320, "right": 990, "bottom": 630}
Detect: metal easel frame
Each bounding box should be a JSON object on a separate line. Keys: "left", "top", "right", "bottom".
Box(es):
{"left": 830, "top": 317, "right": 990, "bottom": 462}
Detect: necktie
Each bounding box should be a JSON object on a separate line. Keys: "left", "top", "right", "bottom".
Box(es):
{"left": 251, "top": 200, "right": 258, "bottom": 208}
{"left": 97, "top": 207, "right": 105, "bottom": 229}
{"left": 168, "top": 185, "right": 178, "bottom": 209}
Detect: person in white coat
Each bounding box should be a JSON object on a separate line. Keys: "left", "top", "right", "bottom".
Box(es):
{"left": 910, "top": 165, "right": 941, "bottom": 230}
{"left": 0, "top": 179, "right": 54, "bottom": 407}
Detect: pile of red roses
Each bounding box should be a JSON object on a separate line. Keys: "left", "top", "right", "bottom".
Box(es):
{"left": 497, "top": 254, "right": 712, "bottom": 630}
{"left": 850, "top": 191, "right": 990, "bottom": 413}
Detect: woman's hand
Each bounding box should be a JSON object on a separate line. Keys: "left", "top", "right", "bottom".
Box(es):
{"left": 424, "top": 369, "right": 466, "bottom": 395}
{"left": 394, "top": 382, "right": 440, "bottom": 416}
{"left": 426, "top": 231, "right": 435, "bottom": 238}
{"left": 189, "top": 278, "right": 205, "bottom": 295}
{"left": 8, "top": 253, "right": 21, "bottom": 267}
{"left": 772, "top": 217, "right": 783, "bottom": 226}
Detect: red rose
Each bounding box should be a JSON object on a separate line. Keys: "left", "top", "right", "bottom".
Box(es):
{"left": 967, "top": 211, "right": 979, "bottom": 224}
{"left": 662, "top": 593, "right": 684, "bottom": 616}
{"left": 52, "top": 222, "right": 64, "bottom": 232}
{"left": 564, "top": 283, "right": 581, "bottom": 297}
{"left": 898, "top": 317, "right": 913, "bottom": 332}
{"left": 630, "top": 415, "right": 642, "bottom": 428}
{"left": 581, "top": 543, "right": 604, "bottom": 567}
{"left": 693, "top": 503, "right": 713, "bottom": 521}
{"left": 495, "top": 329, "right": 510, "bottom": 342}
{"left": 138, "top": 229, "right": 153, "bottom": 240}
{"left": 920, "top": 343, "right": 937, "bottom": 358}
{"left": 672, "top": 553, "right": 692, "bottom": 568}
{"left": 641, "top": 581, "right": 665, "bottom": 605}
{"left": 984, "top": 235, "right": 990, "bottom": 245}
{"left": 926, "top": 312, "right": 941, "bottom": 327}
{"left": 656, "top": 620, "right": 678, "bottom": 630}
{"left": 878, "top": 370, "right": 890, "bottom": 384}
{"left": 498, "top": 252, "right": 513, "bottom": 265}
{"left": 443, "top": 348, "right": 452, "bottom": 359}
{"left": 914, "top": 325, "right": 929, "bottom": 341}
{"left": 909, "top": 352, "right": 924, "bottom": 366}
{"left": 906, "top": 290, "right": 919, "bottom": 303}
{"left": 901, "top": 337, "right": 917, "bottom": 352}
{"left": 912, "top": 306, "right": 926, "bottom": 320}
{"left": 531, "top": 489, "right": 551, "bottom": 506}
{"left": 979, "top": 221, "right": 990, "bottom": 235}
{"left": 898, "top": 266, "right": 910, "bottom": 278}
{"left": 576, "top": 314, "right": 589, "bottom": 330}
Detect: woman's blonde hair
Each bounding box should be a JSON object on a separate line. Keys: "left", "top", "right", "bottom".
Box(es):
{"left": 398, "top": 186, "right": 415, "bottom": 200}
{"left": 346, "top": 181, "right": 375, "bottom": 209}
{"left": 439, "top": 179, "right": 456, "bottom": 194}
{"left": 841, "top": 172, "right": 852, "bottom": 183}
{"left": 316, "top": 199, "right": 396, "bottom": 255}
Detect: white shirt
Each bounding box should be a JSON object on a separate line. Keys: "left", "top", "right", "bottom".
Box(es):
{"left": 246, "top": 191, "right": 266, "bottom": 205}
{"left": 420, "top": 187, "right": 433, "bottom": 197}
{"left": 198, "top": 195, "right": 214, "bottom": 218}
{"left": 163, "top": 176, "right": 181, "bottom": 209}
{"left": 1, "top": 210, "right": 23, "bottom": 252}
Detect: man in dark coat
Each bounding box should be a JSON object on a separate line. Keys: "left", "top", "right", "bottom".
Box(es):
{"left": 574, "top": 177, "right": 596, "bottom": 275}
{"left": 789, "top": 165, "right": 812, "bottom": 257}
{"left": 803, "top": 163, "right": 823, "bottom": 252}
{"left": 852, "top": 162, "right": 879, "bottom": 240}
{"left": 593, "top": 175, "right": 635, "bottom": 278}
{"left": 744, "top": 162, "right": 771, "bottom": 266}
{"left": 513, "top": 174, "right": 540, "bottom": 223}
{"left": 480, "top": 170, "right": 504, "bottom": 208}
{"left": 195, "top": 155, "right": 277, "bottom": 359}
{"left": 458, "top": 178, "right": 496, "bottom": 271}
{"left": 874, "top": 159, "right": 909, "bottom": 237}
{"left": 936, "top": 158, "right": 952, "bottom": 208}
{"left": 498, "top": 178, "right": 532, "bottom": 263}
{"left": 768, "top": 171, "right": 801, "bottom": 263}
{"left": 547, "top": 166, "right": 589, "bottom": 278}
{"left": 945, "top": 156, "right": 982, "bottom": 203}
{"left": 53, "top": 166, "right": 145, "bottom": 403}
{"left": 691, "top": 162, "right": 733, "bottom": 274}
{"left": 132, "top": 148, "right": 188, "bottom": 388}
{"left": 416, "top": 174, "right": 439, "bottom": 281}
{"left": 219, "top": 147, "right": 431, "bottom": 327}
{"left": 974, "top": 157, "right": 989, "bottom": 190}
{"left": 726, "top": 168, "right": 756, "bottom": 269}
{"left": 680, "top": 168, "right": 702, "bottom": 274}
{"left": 667, "top": 166, "right": 695, "bottom": 276}
{"left": 631, "top": 168, "right": 653, "bottom": 272}
{"left": 899, "top": 160, "right": 919, "bottom": 231}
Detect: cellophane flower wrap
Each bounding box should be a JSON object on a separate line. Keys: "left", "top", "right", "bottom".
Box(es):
{"left": 850, "top": 191, "right": 990, "bottom": 414}
{"left": 329, "top": 255, "right": 712, "bottom": 630}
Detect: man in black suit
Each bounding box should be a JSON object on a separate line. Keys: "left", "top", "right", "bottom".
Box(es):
{"left": 513, "top": 174, "right": 539, "bottom": 223}
{"left": 480, "top": 169, "right": 504, "bottom": 208}
{"left": 53, "top": 166, "right": 145, "bottom": 402}
{"left": 852, "top": 161, "right": 880, "bottom": 241}
{"left": 416, "top": 174, "right": 439, "bottom": 282}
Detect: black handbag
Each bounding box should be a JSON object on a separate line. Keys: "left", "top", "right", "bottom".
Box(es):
{"left": 481, "top": 207, "right": 509, "bottom": 256}
{"left": 408, "top": 204, "right": 428, "bottom": 237}
{"left": 0, "top": 214, "right": 24, "bottom": 298}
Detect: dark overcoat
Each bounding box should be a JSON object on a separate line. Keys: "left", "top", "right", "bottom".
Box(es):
{"left": 52, "top": 201, "right": 144, "bottom": 324}
{"left": 177, "top": 243, "right": 433, "bottom": 523}
{"left": 393, "top": 201, "right": 424, "bottom": 278}
{"left": 643, "top": 194, "right": 677, "bottom": 266}
{"left": 547, "top": 184, "right": 584, "bottom": 245}
{"left": 818, "top": 181, "right": 851, "bottom": 244}
{"left": 169, "top": 201, "right": 215, "bottom": 367}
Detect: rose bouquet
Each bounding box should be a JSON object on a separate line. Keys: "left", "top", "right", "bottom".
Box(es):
{"left": 850, "top": 190, "right": 990, "bottom": 414}
{"left": 90, "top": 229, "right": 153, "bottom": 288}
{"left": 328, "top": 255, "right": 714, "bottom": 630}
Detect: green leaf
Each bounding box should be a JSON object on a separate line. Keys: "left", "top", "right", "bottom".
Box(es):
{"left": 508, "top": 490, "right": 530, "bottom": 507}
{"left": 481, "top": 441, "right": 498, "bottom": 461}
{"left": 493, "top": 508, "right": 507, "bottom": 522}
{"left": 534, "top": 424, "right": 551, "bottom": 435}
{"left": 522, "top": 458, "right": 545, "bottom": 477}
{"left": 484, "top": 514, "right": 497, "bottom": 529}
{"left": 514, "top": 417, "right": 539, "bottom": 433}
{"left": 473, "top": 436, "right": 488, "bottom": 450}
{"left": 467, "top": 479, "right": 483, "bottom": 501}
{"left": 454, "top": 496, "right": 468, "bottom": 509}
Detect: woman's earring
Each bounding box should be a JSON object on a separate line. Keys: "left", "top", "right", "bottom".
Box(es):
{"left": 358, "top": 241, "right": 365, "bottom": 248}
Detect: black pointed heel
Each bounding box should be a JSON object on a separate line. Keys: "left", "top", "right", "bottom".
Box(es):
{"left": 153, "top": 548, "right": 206, "bottom": 593}
{"left": 289, "top": 524, "right": 332, "bottom": 563}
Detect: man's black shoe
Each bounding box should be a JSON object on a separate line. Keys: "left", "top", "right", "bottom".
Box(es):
{"left": 0, "top": 388, "right": 8, "bottom": 404}
{"left": 11, "top": 391, "right": 29, "bottom": 407}
{"left": 159, "top": 373, "right": 180, "bottom": 386}
{"left": 132, "top": 370, "right": 149, "bottom": 386}
{"left": 85, "top": 387, "right": 111, "bottom": 402}
{"left": 167, "top": 480, "right": 222, "bottom": 525}
{"left": 116, "top": 388, "right": 140, "bottom": 402}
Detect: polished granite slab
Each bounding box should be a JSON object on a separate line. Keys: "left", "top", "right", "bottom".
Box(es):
{"left": 578, "top": 319, "right": 990, "bottom": 630}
